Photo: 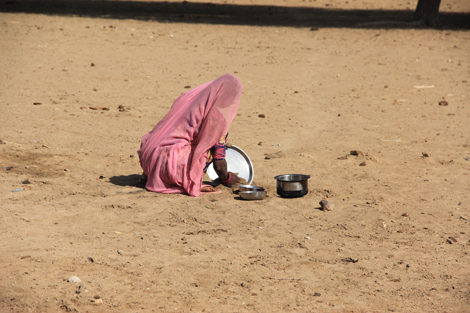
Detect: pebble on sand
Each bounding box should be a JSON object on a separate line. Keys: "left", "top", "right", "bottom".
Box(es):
{"left": 68, "top": 276, "right": 81, "bottom": 283}
{"left": 319, "top": 200, "right": 334, "bottom": 211}
{"left": 446, "top": 237, "right": 457, "bottom": 244}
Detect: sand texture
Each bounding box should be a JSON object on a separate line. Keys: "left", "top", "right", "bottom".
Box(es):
{"left": 1, "top": 0, "right": 470, "bottom": 312}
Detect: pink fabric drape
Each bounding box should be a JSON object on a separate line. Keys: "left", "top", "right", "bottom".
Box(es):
{"left": 137, "top": 74, "right": 243, "bottom": 196}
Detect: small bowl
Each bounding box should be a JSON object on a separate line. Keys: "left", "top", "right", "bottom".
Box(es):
{"left": 239, "top": 190, "right": 267, "bottom": 200}
{"left": 239, "top": 184, "right": 265, "bottom": 192}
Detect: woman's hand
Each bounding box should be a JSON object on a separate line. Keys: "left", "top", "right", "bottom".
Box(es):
{"left": 222, "top": 172, "right": 241, "bottom": 187}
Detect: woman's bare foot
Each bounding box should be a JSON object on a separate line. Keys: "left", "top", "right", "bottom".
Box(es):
{"left": 201, "top": 186, "right": 217, "bottom": 192}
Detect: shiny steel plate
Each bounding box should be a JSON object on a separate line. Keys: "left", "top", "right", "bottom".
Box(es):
{"left": 207, "top": 145, "right": 254, "bottom": 185}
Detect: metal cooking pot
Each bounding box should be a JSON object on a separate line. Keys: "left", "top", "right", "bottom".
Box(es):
{"left": 274, "top": 174, "right": 310, "bottom": 198}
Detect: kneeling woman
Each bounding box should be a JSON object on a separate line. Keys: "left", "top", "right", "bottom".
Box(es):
{"left": 137, "top": 74, "right": 242, "bottom": 196}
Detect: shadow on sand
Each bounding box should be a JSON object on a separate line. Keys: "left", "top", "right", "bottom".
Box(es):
{"left": 109, "top": 174, "right": 145, "bottom": 188}
{"left": 1, "top": 0, "right": 468, "bottom": 29}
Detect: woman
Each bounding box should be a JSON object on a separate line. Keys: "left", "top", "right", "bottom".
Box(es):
{"left": 137, "top": 74, "right": 242, "bottom": 196}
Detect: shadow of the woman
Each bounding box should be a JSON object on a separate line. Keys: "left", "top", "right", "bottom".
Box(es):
{"left": 109, "top": 174, "right": 145, "bottom": 188}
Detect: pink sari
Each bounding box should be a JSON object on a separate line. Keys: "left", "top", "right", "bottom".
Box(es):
{"left": 137, "top": 74, "right": 243, "bottom": 196}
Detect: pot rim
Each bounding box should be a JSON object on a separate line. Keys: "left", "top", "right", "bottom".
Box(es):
{"left": 274, "top": 174, "right": 310, "bottom": 182}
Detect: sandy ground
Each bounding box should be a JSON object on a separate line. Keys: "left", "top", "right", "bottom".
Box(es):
{"left": 1, "top": 0, "right": 470, "bottom": 312}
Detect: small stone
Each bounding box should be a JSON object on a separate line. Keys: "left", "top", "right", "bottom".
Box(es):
{"left": 68, "top": 276, "right": 81, "bottom": 283}
{"left": 446, "top": 237, "right": 458, "bottom": 244}
{"left": 439, "top": 101, "right": 448, "bottom": 106}
{"left": 350, "top": 150, "right": 364, "bottom": 156}
{"left": 258, "top": 114, "right": 265, "bottom": 118}
{"left": 89, "top": 106, "right": 109, "bottom": 111}
{"left": 258, "top": 142, "right": 263, "bottom": 146}
{"left": 319, "top": 200, "right": 334, "bottom": 211}
{"left": 0, "top": 140, "right": 6, "bottom": 144}
{"left": 117, "top": 249, "right": 125, "bottom": 255}
{"left": 22, "top": 180, "right": 31, "bottom": 184}
{"left": 402, "top": 213, "right": 409, "bottom": 217}
{"left": 359, "top": 161, "right": 366, "bottom": 166}
{"left": 422, "top": 152, "right": 429, "bottom": 157}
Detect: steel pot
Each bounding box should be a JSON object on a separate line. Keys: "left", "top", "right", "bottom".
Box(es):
{"left": 274, "top": 174, "right": 310, "bottom": 198}
{"left": 238, "top": 185, "right": 265, "bottom": 192}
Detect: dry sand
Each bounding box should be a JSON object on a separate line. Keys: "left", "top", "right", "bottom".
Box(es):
{"left": 1, "top": 0, "right": 470, "bottom": 312}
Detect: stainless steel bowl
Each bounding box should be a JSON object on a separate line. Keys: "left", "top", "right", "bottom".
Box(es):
{"left": 274, "top": 174, "right": 310, "bottom": 198}
{"left": 238, "top": 185, "right": 265, "bottom": 192}
{"left": 239, "top": 190, "right": 267, "bottom": 200}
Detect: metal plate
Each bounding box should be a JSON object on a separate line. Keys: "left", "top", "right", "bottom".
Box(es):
{"left": 207, "top": 145, "right": 254, "bottom": 185}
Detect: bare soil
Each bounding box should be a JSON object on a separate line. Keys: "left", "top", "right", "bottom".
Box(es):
{"left": 1, "top": 0, "right": 470, "bottom": 312}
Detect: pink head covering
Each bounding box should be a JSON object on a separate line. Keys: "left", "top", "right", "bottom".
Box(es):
{"left": 137, "top": 74, "right": 243, "bottom": 196}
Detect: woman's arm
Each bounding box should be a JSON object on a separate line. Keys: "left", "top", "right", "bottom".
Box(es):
{"left": 213, "top": 159, "right": 240, "bottom": 187}
{"left": 213, "top": 158, "right": 228, "bottom": 181}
